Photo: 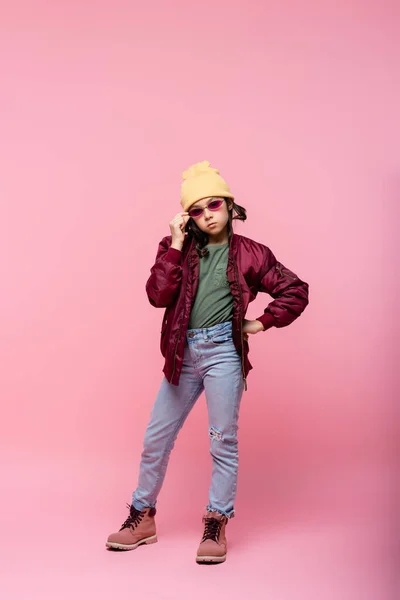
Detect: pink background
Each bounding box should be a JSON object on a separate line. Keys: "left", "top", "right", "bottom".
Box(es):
{"left": 1, "top": 1, "right": 398, "bottom": 598}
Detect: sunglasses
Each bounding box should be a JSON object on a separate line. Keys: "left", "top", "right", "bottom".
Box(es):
{"left": 188, "top": 198, "right": 224, "bottom": 219}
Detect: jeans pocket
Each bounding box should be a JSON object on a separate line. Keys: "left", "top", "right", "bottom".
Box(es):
{"left": 211, "top": 332, "right": 232, "bottom": 344}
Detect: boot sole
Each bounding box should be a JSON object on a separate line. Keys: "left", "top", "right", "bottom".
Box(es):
{"left": 106, "top": 535, "right": 158, "bottom": 550}
{"left": 196, "top": 554, "right": 226, "bottom": 564}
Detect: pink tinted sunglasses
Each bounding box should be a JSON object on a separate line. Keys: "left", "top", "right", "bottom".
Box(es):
{"left": 188, "top": 198, "right": 224, "bottom": 219}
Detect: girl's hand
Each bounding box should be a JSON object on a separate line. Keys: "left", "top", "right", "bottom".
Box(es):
{"left": 169, "top": 212, "right": 190, "bottom": 250}
{"left": 242, "top": 319, "right": 264, "bottom": 341}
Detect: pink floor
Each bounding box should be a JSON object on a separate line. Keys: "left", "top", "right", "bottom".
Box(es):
{"left": 1, "top": 452, "right": 395, "bottom": 600}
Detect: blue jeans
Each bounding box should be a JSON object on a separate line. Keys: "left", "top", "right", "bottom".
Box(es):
{"left": 132, "top": 321, "right": 244, "bottom": 518}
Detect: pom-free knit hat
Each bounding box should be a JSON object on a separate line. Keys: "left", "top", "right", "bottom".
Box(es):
{"left": 180, "top": 161, "right": 234, "bottom": 212}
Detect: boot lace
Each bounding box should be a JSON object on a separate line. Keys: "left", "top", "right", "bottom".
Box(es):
{"left": 119, "top": 503, "right": 144, "bottom": 531}
{"left": 201, "top": 517, "right": 224, "bottom": 543}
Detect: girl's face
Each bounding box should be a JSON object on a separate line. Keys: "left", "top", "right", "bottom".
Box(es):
{"left": 188, "top": 197, "right": 232, "bottom": 241}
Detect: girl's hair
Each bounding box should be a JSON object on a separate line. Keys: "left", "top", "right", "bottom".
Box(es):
{"left": 185, "top": 198, "right": 247, "bottom": 257}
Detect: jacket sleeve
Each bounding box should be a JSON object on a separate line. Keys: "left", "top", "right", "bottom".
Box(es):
{"left": 255, "top": 245, "right": 309, "bottom": 331}
{"left": 145, "top": 236, "right": 183, "bottom": 308}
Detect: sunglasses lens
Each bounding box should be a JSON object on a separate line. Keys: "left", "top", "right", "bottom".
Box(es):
{"left": 208, "top": 199, "right": 224, "bottom": 210}
{"left": 189, "top": 199, "right": 224, "bottom": 218}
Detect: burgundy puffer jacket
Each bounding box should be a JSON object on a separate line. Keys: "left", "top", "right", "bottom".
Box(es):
{"left": 146, "top": 233, "right": 309, "bottom": 388}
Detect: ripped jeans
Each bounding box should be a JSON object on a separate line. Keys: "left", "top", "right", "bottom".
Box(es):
{"left": 132, "top": 321, "right": 244, "bottom": 518}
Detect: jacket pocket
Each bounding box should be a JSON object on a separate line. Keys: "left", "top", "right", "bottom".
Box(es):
{"left": 161, "top": 311, "right": 168, "bottom": 333}
{"left": 275, "top": 263, "right": 297, "bottom": 281}
{"left": 160, "top": 314, "right": 168, "bottom": 356}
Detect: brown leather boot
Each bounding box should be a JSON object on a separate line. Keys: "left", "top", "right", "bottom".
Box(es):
{"left": 196, "top": 511, "right": 228, "bottom": 564}
{"left": 106, "top": 504, "right": 158, "bottom": 550}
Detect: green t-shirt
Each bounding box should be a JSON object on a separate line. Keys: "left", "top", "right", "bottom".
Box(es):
{"left": 188, "top": 242, "right": 234, "bottom": 329}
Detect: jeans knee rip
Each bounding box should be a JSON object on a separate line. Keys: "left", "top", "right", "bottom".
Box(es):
{"left": 209, "top": 426, "right": 223, "bottom": 442}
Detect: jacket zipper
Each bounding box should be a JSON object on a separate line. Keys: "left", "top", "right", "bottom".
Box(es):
{"left": 276, "top": 264, "right": 297, "bottom": 280}
{"left": 171, "top": 250, "right": 196, "bottom": 383}
{"left": 233, "top": 256, "right": 247, "bottom": 391}
{"left": 171, "top": 319, "right": 182, "bottom": 383}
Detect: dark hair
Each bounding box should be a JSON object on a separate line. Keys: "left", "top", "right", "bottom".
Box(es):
{"left": 185, "top": 198, "right": 247, "bottom": 258}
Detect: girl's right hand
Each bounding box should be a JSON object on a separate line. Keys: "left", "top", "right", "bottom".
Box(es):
{"left": 169, "top": 212, "right": 190, "bottom": 250}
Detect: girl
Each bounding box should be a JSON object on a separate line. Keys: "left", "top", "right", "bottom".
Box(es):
{"left": 106, "top": 161, "right": 309, "bottom": 564}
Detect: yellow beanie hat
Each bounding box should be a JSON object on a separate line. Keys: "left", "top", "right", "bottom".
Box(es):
{"left": 180, "top": 161, "right": 234, "bottom": 212}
